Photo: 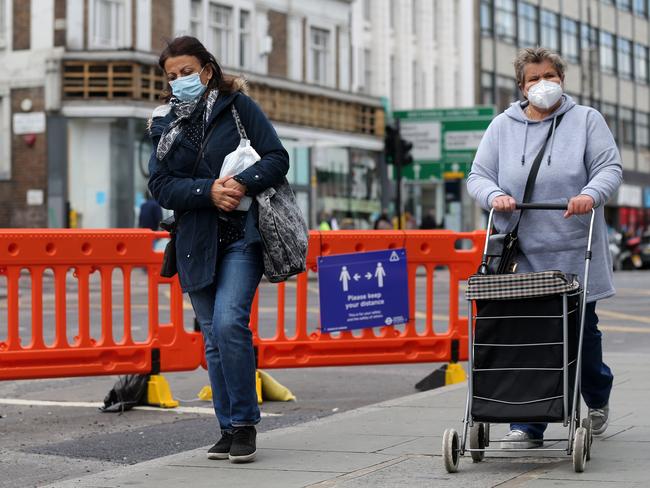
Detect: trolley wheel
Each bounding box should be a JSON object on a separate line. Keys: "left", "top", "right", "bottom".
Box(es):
{"left": 484, "top": 423, "right": 491, "bottom": 447}
{"left": 469, "top": 423, "right": 486, "bottom": 462}
{"left": 581, "top": 417, "right": 593, "bottom": 461}
{"left": 573, "top": 427, "right": 588, "bottom": 472}
{"left": 442, "top": 428, "right": 460, "bottom": 473}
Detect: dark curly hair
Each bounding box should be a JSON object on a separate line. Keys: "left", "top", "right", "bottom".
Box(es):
{"left": 158, "top": 36, "right": 239, "bottom": 102}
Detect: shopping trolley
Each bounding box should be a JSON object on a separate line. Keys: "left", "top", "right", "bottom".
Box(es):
{"left": 442, "top": 203, "right": 596, "bottom": 473}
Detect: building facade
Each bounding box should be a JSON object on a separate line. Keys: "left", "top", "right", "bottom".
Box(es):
{"left": 350, "top": 0, "right": 477, "bottom": 230}
{"left": 0, "top": 0, "right": 385, "bottom": 230}
{"left": 479, "top": 0, "right": 650, "bottom": 233}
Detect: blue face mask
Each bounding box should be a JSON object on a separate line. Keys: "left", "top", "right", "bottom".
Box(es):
{"left": 170, "top": 66, "right": 207, "bottom": 102}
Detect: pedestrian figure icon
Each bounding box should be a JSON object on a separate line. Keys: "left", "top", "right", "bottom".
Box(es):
{"left": 339, "top": 266, "right": 351, "bottom": 291}
{"left": 375, "top": 262, "right": 386, "bottom": 287}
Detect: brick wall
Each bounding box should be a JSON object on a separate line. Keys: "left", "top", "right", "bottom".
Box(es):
{"left": 0, "top": 88, "right": 48, "bottom": 228}
{"left": 13, "top": 0, "right": 30, "bottom": 50}
{"left": 267, "top": 11, "right": 288, "bottom": 78}
{"left": 151, "top": 0, "right": 173, "bottom": 53}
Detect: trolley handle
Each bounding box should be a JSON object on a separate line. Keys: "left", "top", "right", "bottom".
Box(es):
{"left": 515, "top": 203, "right": 567, "bottom": 210}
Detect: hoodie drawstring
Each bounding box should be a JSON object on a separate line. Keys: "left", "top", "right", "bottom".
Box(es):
{"left": 547, "top": 115, "right": 558, "bottom": 165}
{"left": 520, "top": 120, "right": 529, "bottom": 165}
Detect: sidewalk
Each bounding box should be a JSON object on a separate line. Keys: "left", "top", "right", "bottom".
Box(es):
{"left": 45, "top": 352, "right": 649, "bottom": 488}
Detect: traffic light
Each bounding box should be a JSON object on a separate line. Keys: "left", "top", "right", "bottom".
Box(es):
{"left": 384, "top": 123, "right": 413, "bottom": 167}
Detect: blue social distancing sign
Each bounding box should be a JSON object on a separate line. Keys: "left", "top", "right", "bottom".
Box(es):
{"left": 317, "top": 248, "right": 410, "bottom": 333}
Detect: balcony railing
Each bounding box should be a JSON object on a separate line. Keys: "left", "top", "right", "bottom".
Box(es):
{"left": 62, "top": 60, "right": 384, "bottom": 136}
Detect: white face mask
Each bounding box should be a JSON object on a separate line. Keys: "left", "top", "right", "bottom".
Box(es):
{"left": 527, "top": 79, "right": 563, "bottom": 110}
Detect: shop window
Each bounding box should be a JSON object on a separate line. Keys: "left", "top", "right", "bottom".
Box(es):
{"left": 540, "top": 10, "right": 559, "bottom": 52}
{"left": 617, "top": 37, "right": 633, "bottom": 79}
{"left": 561, "top": 17, "right": 580, "bottom": 64}
{"left": 600, "top": 31, "right": 616, "bottom": 75}
{"left": 518, "top": 2, "right": 538, "bottom": 47}
{"left": 495, "top": 0, "right": 516, "bottom": 44}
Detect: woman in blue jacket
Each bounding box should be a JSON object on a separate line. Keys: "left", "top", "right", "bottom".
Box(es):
{"left": 148, "top": 36, "right": 289, "bottom": 463}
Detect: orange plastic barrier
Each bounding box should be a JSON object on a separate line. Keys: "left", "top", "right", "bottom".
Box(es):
{"left": 0, "top": 230, "right": 202, "bottom": 380}
{"left": 0, "top": 229, "right": 485, "bottom": 381}
{"left": 251, "top": 230, "right": 484, "bottom": 369}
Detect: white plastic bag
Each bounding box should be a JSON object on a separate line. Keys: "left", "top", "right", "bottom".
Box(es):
{"left": 219, "top": 139, "right": 260, "bottom": 211}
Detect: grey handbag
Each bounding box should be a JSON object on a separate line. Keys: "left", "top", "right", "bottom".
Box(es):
{"left": 231, "top": 106, "right": 309, "bottom": 282}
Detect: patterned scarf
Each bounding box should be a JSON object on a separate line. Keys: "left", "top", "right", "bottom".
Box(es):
{"left": 156, "top": 89, "right": 220, "bottom": 160}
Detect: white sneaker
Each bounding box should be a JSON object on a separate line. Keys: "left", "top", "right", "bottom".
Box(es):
{"left": 500, "top": 429, "right": 543, "bottom": 449}
{"left": 589, "top": 404, "right": 609, "bottom": 435}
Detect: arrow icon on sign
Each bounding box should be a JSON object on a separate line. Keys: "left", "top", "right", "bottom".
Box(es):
{"left": 365, "top": 272, "right": 372, "bottom": 280}
{"left": 353, "top": 273, "right": 361, "bottom": 281}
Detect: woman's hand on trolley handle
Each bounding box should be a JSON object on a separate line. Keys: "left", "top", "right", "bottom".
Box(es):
{"left": 210, "top": 176, "right": 244, "bottom": 212}
{"left": 564, "top": 194, "right": 594, "bottom": 218}
{"left": 492, "top": 194, "right": 594, "bottom": 219}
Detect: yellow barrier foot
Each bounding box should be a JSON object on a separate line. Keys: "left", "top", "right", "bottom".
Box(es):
{"left": 258, "top": 370, "right": 296, "bottom": 402}
{"left": 415, "top": 363, "right": 467, "bottom": 391}
{"left": 445, "top": 363, "right": 467, "bottom": 385}
{"left": 198, "top": 385, "right": 212, "bottom": 401}
{"left": 147, "top": 374, "right": 179, "bottom": 408}
{"left": 256, "top": 370, "right": 263, "bottom": 404}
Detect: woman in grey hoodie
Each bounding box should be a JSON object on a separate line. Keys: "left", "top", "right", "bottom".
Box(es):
{"left": 467, "top": 48, "right": 623, "bottom": 449}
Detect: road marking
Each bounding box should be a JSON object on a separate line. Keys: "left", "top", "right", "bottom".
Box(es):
{"left": 615, "top": 287, "right": 650, "bottom": 297}
{"left": 598, "top": 309, "right": 650, "bottom": 325}
{"left": 0, "top": 398, "right": 281, "bottom": 416}
{"left": 600, "top": 325, "right": 650, "bottom": 334}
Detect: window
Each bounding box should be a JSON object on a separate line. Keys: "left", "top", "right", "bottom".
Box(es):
{"left": 636, "top": 112, "right": 650, "bottom": 148}
{"left": 635, "top": 43, "right": 649, "bottom": 83}
{"left": 310, "top": 27, "right": 330, "bottom": 85}
{"left": 518, "top": 2, "right": 538, "bottom": 47}
{"left": 91, "top": 0, "right": 127, "bottom": 48}
{"left": 617, "top": 0, "right": 632, "bottom": 11}
{"left": 362, "top": 0, "right": 371, "bottom": 21}
{"left": 239, "top": 10, "right": 251, "bottom": 68}
{"left": 362, "top": 48, "right": 372, "bottom": 93}
{"left": 634, "top": 0, "right": 648, "bottom": 16}
{"left": 600, "top": 31, "right": 616, "bottom": 74}
{"left": 190, "top": 0, "right": 202, "bottom": 37}
{"left": 561, "top": 17, "right": 580, "bottom": 63}
{"left": 540, "top": 10, "right": 559, "bottom": 51}
{"left": 496, "top": 74, "right": 518, "bottom": 112}
{"left": 481, "top": 71, "right": 495, "bottom": 105}
{"left": 0, "top": 96, "right": 8, "bottom": 180}
{"left": 480, "top": 0, "right": 493, "bottom": 36}
{"left": 209, "top": 3, "right": 233, "bottom": 64}
{"left": 620, "top": 107, "right": 634, "bottom": 146}
{"left": 601, "top": 103, "right": 618, "bottom": 140}
{"left": 495, "top": 0, "right": 516, "bottom": 43}
{"left": 617, "top": 38, "right": 633, "bottom": 78}
{"left": 0, "top": 0, "right": 6, "bottom": 48}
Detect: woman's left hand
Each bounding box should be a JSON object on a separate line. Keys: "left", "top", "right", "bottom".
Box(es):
{"left": 224, "top": 177, "right": 247, "bottom": 194}
{"left": 564, "top": 194, "right": 594, "bottom": 218}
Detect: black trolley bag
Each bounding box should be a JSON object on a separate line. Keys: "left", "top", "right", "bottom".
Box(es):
{"left": 441, "top": 202, "right": 597, "bottom": 474}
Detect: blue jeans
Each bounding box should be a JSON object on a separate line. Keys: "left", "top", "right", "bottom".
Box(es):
{"left": 188, "top": 238, "right": 263, "bottom": 432}
{"left": 511, "top": 301, "right": 613, "bottom": 439}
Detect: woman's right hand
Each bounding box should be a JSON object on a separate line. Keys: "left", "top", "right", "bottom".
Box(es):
{"left": 492, "top": 195, "right": 517, "bottom": 212}
{"left": 210, "top": 177, "right": 244, "bottom": 212}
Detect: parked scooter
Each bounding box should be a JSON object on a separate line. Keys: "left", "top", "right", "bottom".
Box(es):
{"left": 618, "top": 234, "right": 643, "bottom": 270}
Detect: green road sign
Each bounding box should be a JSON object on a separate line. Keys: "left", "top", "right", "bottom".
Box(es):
{"left": 392, "top": 106, "right": 496, "bottom": 180}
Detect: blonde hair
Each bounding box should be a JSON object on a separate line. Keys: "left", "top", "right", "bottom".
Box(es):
{"left": 514, "top": 47, "right": 567, "bottom": 87}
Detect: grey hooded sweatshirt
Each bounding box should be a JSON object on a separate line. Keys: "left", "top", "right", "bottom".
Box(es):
{"left": 467, "top": 95, "right": 623, "bottom": 302}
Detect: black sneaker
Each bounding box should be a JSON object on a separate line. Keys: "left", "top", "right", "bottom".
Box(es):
{"left": 229, "top": 426, "right": 257, "bottom": 463}
{"left": 207, "top": 431, "right": 233, "bottom": 460}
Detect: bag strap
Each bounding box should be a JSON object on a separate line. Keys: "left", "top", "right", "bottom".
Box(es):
{"left": 231, "top": 105, "right": 248, "bottom": 140}
{"left": 512, "top": 112, "right": 564, "bottom": 235}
